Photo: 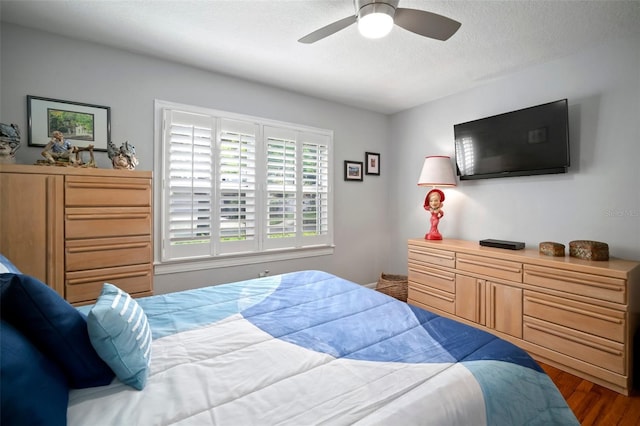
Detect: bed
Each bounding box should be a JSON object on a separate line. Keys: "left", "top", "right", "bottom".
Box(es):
{"left": 1, "top": 267, "right": 578, "bottom": 425}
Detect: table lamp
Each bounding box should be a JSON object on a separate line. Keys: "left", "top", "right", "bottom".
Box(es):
{"left": 417, "top": 155, "right": 457, "bottom": 240}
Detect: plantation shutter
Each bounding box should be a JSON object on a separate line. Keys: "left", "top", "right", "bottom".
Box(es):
{"left": 158, "top": 100, "right": 333, "bottom": 264}
{"left": 162, "top": 109, "right": 214, "bottom": 260}
{"left": 264, "top": 126, "right": 297, "bottom": 250}
{"left": 217, "top": 118, "right": 258, "bottom": 254}
{"left": 301, "top": 132, "right": 331, "bottom": 246}
{"left": 263, "top": 128, "right": 332, "bottom": 250}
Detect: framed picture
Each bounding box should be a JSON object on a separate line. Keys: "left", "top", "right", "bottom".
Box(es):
{"left": 365, "top": 152, "right": 380, "bottom": 175}
{"left": 27, "top": 95, "right": 111, "bottom": 152}
{"left": 344, "top": 160, "right": 363, "bottom": 181}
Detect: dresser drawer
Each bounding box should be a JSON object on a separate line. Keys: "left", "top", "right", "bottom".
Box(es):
{"left": 408, "top": 263, "right": 455, "bottom": 293}
{"left": 65, "top": 235, "right": 152, "bottom": 272}
{"left": 65, "top": 264, "right": 153, "bottom": 304}
{"left": 523, "top": 316, "right": 625, "bottom": 375}
{"left": 408, "top": 245, "right": 455, "bottom": 269}
{"left": 408, "top": 282, "right": 455, "bottom": 314}
{"left": 523, "top": 290, "right": 625, "bottom": 343}
{"left": 523, "top": 264, "right": 626, "bottom": 304}
{"left": 65, "top": 207, "right": 151, "bottom": 239}
{"left": 457, "top": 253, "right": 523, "bottom": 282}
{"left": 65, "top": 176, "right": 151, "bottom": 207}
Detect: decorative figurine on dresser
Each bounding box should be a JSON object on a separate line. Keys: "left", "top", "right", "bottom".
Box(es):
{"left": 41, "top": 130, "right": 74, "bottom": 164}
{"left": 36, "top": 130, "right": 96, "bottom": 168}
{"left": 424, "top": 188, "right": 445, "bottom": 240}
{"left": 108, "top": 140, "right": 139, "bottom": 170}
{"left": 0, "top": 123, "right": 21, "bottom": 164}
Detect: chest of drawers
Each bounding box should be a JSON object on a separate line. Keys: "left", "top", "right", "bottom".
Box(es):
{"left": 0, "top": 164, "right": 153, "bottom": 304}
{"left": 408, "top": 238, "right": 639, "bottom": 395}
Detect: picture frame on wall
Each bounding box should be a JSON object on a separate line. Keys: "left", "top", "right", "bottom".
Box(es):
{"left": 344, "top": 160, "right": 363, "bottom": 181}
{"left": 365, "top": 152, "right": 380, "bottom": 175}
{"left": 27, "top": 95, "right": 111, "bottom": 152}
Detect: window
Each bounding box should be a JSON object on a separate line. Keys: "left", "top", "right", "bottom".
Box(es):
{"left": 155, "top": 101, "right": 333, "bottom": 271}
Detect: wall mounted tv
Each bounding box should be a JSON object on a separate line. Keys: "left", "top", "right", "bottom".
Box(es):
{"left": 454, "top": 99, "right": 570, "bottom": 180}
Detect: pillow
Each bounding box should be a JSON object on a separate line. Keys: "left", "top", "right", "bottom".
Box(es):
{"left": 0, "top": 253, "right": 21, "bottom": 273}
{"left": 1, "top": 320, "right": 69, "bottom": 426}
{"left": 88, "top": 283, "right": 153, "bottom": 390}
{"left": 0, "top": 273, "right": 114, "bottom": 388}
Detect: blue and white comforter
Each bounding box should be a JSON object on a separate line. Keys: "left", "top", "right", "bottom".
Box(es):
{"left": 69, "top": 270, "right": 578, "bottom": 425}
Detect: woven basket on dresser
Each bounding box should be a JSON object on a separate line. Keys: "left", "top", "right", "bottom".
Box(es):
{"left": 375, "top": 273, "right": 408, "bottom": 302}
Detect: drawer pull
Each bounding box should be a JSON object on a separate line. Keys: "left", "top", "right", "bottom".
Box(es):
{"left": 67, "top": 182, "right": 149, "bottom": 191}
{"left": 458, "top": 257, "right": 521, "bottom": 273}
{"left": 525, "top": 296, "right": 623, "bottom": 324}
{"left": 409, "top": 259, "right": 450, "bottom": 270}
{"left": 477, "top": 281, "right": 484, "bottom": 324}
{"left": 409, "top": 267, "right": 454, "bottom": 281}
{"left": 411, "top": 287, "right": 454, "bottom": 303}
{"left": 67, "top": 213, "right": 149, "bottom": 220}
{"left": 409, "top": 249, "right": 455, "bottom": 261}
{"left": 67, "top": 242, "right": 149, "bottom": 254}
{"left": 525, "top": 322, "right": 622, "bottom": 356}
{"left": 67, "top": 270, "right": 149, "bottom": 285}
{"left": 525, "top": 270, "right": 623, "bottom": 291}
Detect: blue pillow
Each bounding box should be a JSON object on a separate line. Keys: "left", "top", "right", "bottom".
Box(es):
{"left": 0, "top": 253, "right": 21, "bottom": 273}
{"left": 88, "top": 283, "right": 153, "bottom": 390}
{"left": 1, "top": 320, "right": 69, "bottom": 426}
{"left": 0, "top": 273, "right": 114, "bottom": 388}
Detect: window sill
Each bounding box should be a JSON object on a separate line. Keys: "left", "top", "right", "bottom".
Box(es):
{"left": 154, "top": 245, "right": 335, "bottom": 275}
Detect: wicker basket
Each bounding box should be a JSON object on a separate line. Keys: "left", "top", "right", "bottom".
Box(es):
{"left": 376, "top": 273, "right": 408, "bottom": 302}
{"left": 569, "top": 240, "right": 609, "bottom": 261}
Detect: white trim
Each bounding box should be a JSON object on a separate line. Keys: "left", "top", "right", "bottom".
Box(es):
{"left": 155, "top": 245, "right": 335, "bottom": 275}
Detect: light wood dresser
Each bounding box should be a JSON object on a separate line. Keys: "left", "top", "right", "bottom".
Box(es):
{"left": 0, "top": 164, "right": 153, "bottom": 305}
{"left": 407, "top": 238, "right": 640, "bottom": 395}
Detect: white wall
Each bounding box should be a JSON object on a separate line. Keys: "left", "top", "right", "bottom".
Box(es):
{"left": 388, "top": 34, "right": 640, "bottom": 272}
{"left": 0, "top": 23, "right": 392, "bottom": 293}
{"left": 3, "top": 23, "right": 637, "bottom": 293}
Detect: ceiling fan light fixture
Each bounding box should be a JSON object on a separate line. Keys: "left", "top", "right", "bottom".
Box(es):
{"left": 357, "top": 3, "right": 395, "bottom": 39}
{"left": 298, "top": 0, "right": 459, "bottom": 44}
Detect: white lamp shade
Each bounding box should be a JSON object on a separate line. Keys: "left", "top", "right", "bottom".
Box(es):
{"left": 417, "top": 155, "right": 457, "bottom": 187}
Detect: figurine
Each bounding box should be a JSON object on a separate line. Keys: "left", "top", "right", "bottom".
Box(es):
{"left": 107, "top": 140, "right": 139, "bottom": 170}
{"left": 0, "top": 123, "right": 21, "bottom": 163}
{"left": 72, "top": 144, "right": 97, "bottom": 168}
{"left": 41, "top": 130, "right": 76, "bottom": 164}
{"left": 424, "top": 188, "right": 445, "bottom": 240}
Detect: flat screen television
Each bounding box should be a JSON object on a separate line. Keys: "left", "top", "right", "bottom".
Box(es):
{"left": 454, "top": 99, "right": 570, "bottom": 180}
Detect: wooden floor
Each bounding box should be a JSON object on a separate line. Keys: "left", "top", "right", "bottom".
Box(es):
{"left": 539, "top": 362, "right": 640, "bottom": 425}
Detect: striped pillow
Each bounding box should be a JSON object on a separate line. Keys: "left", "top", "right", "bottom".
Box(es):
{"left": 87, "top": 283, "right": 152, "bottom": 390}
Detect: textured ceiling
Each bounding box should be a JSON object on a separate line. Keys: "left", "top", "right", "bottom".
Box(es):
{"left": 2, "top": 0, "right": 639, "bottom": 114}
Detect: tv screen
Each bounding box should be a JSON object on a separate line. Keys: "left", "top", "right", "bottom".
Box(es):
{"left": 454, "top": 99, "right": 570, "bottom": 180}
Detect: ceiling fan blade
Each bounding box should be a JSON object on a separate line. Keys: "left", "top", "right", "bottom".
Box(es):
{"left": 394, "top": 8, "right": 461, "bottom": 41}
{"left": 298, "top": 15, "right": 357, "bottom": 44}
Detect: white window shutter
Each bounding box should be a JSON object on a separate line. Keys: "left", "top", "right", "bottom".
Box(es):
{"left": 162, "top": 109, "right": 215, "bottom": 260}
{"left": 263, "top": 127, "right": 332, "bottom": 250}
{"left": 158, "top": 102, "right": 333, "bottom": 264}
{"left": 217, "top": 118, "right": 258, "bottom": 254}
{"left": 264, "top": 126, "right": 297, "bottom": 250}
{"left": 301, "top": 132, "right": 332, "bottom": 246}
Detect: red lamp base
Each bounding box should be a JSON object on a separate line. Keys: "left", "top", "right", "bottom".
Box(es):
{"left": 425, "top": 230, "right": 442, "bottom": 240}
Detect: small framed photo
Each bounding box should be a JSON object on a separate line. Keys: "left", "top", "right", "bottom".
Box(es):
{"left": 365, "top": 152, "right": 380, "bottom": 175}
{"left": 344, "top": 160, "right": 363, "bottom": 181}
{"left": 27, "top": 95, "right": 111, "bottom": 152}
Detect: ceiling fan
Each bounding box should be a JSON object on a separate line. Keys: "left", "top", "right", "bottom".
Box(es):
{"left": 298, "top": 0, "right": 461, "bottom": 44}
